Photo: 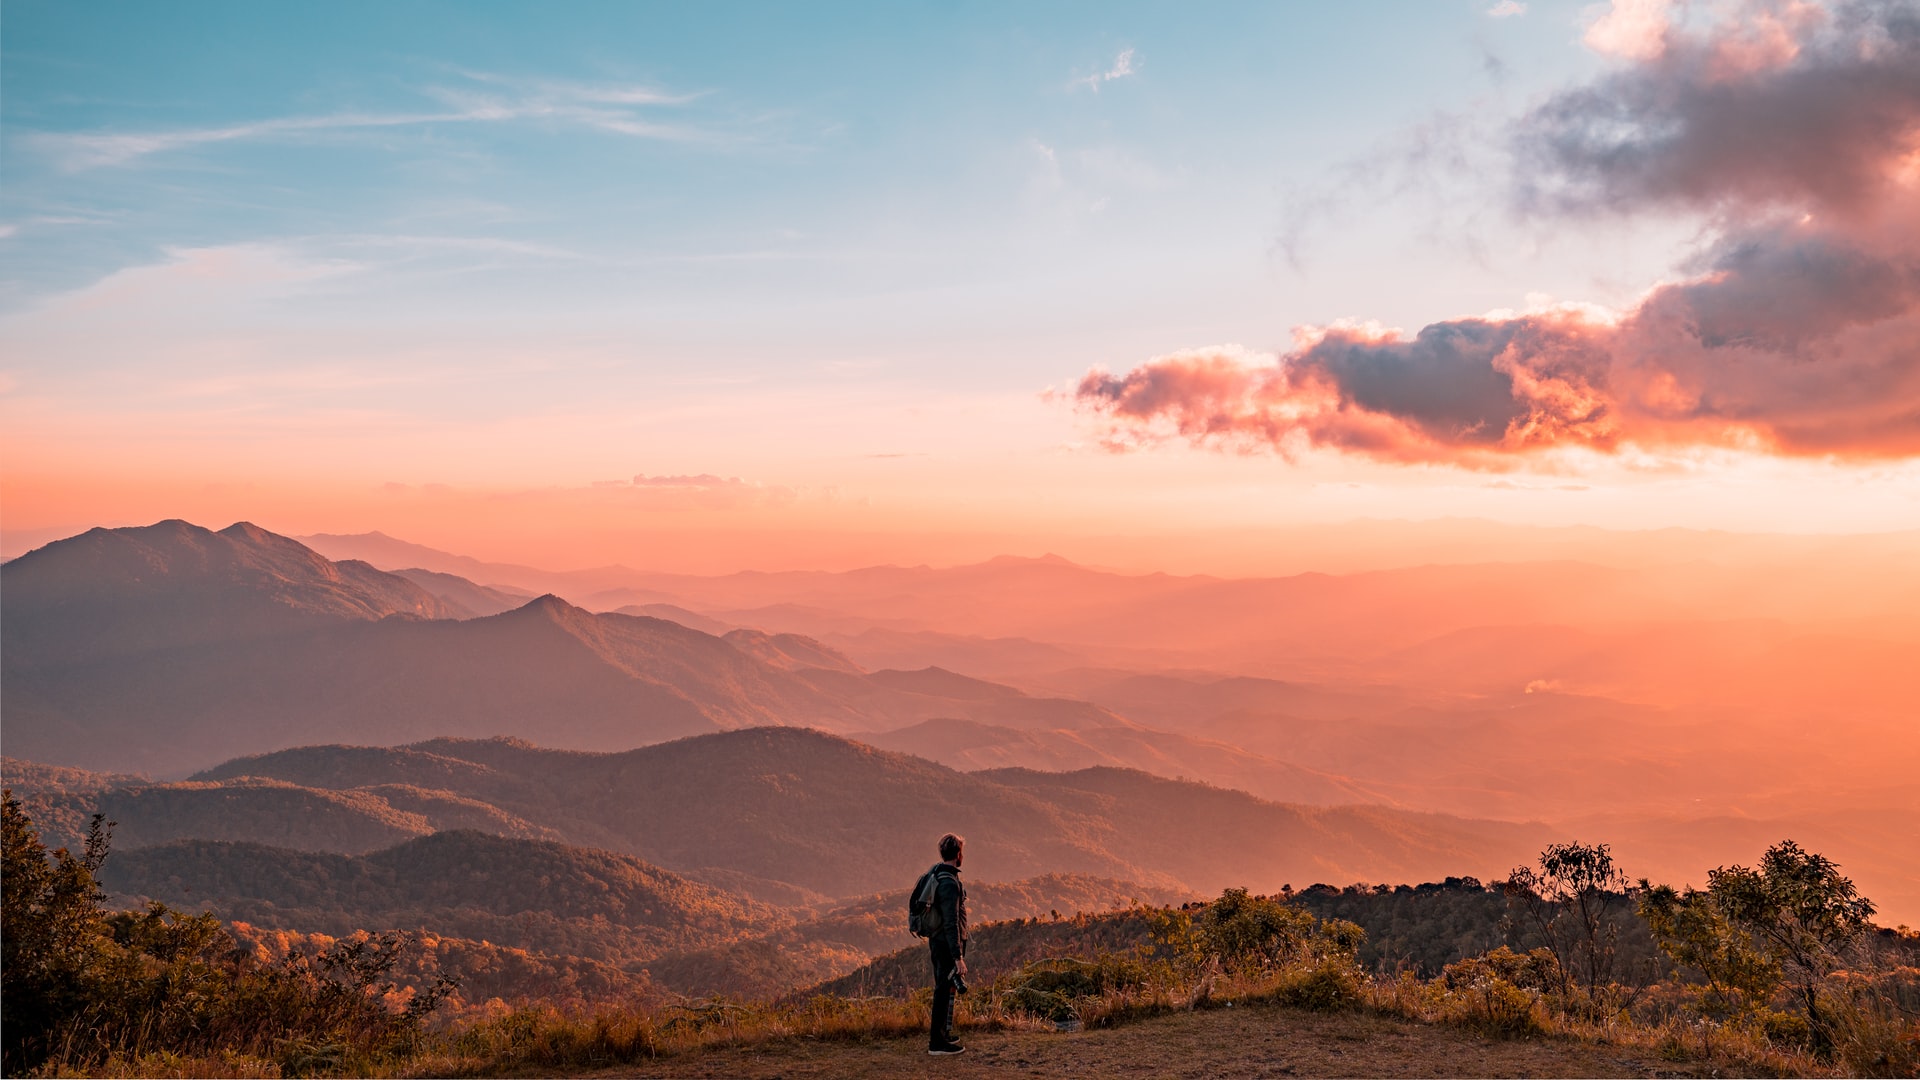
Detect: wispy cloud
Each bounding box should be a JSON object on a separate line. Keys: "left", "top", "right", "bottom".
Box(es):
{"left": 1486, "top": 1, "right": 1528, "bottom": 17}
{"left": 574, "top": 473, "right": 796, "bottom": 510}
{"left": 29, "top": 72, "right": 716, "bottom": 171}
{"left": 1074, "top": 48, "right": 1139, "bottom": 92}
{"left": 324, "top": 234, "right": 588, "bottom": 262}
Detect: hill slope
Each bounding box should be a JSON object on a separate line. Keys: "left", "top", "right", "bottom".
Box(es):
{"left": 102, "top": 831, "right": 777, "bottom": 967}
{"left": 185, "top": 728, "right": 1553, "bottom": 900}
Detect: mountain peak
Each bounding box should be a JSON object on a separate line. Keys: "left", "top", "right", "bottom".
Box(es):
{"left": 517, "top": 593, "right": 581, "bottom": 616}
{"left": 1, "top": 519, "right": 464, "bottom": 675}
{"left": 491, "top": 593, "right": 597, "bottom": 630}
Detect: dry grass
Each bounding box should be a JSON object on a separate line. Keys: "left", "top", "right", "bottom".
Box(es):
{"left": 34, "top": 963, "right": 1895, "bottom": 1079}
{"left": 20, "top": 888, "right": 1914, "bottom": 1078}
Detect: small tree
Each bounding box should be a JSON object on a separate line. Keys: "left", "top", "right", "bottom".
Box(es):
{"left": 1707, "top": 840, "right": 1875, "bottom": 1055}
{"left": 1504, "top": 841, "right": 1632, "bottom": 1012}
{"left": 2, "top": 789, "right": 114, "bottom": 1073}
{"left": 2, "top": 787, "right": 455, "bottom": 1074}
{"left": 1637, "top": 881, "right": 1781, "bottom": 1024}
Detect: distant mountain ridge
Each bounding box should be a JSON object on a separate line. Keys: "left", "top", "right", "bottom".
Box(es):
{"left": 178, "top": 728, "right": 1552, "bottom": 898}
{"left": 1, "top": 521, "right": 1156, "bottom": 774}
{"left": 2, "top": 519, "right": 459, "bottom": 667}
{"left": 91, "top": 815, "right": 1195, "bottom": 998}
{"left": 13, "top": 518, "right": 1914, "bottom": 926}
{"left": 17, "top": 727, "right": 1559, "bottom": 995}
{"left": 388, "top": 567, "right": 533, "bottom": 617}
{"left": 0, "top": 726, "right": 1558, "bottom": 902}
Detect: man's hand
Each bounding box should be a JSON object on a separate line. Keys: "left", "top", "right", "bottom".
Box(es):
{"left": 955, "top": 958, "right": 968, "bottom": 976}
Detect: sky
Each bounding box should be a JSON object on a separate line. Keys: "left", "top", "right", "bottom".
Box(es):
{"left": 4, "top": 0, "right": 1919, "bottom": 572}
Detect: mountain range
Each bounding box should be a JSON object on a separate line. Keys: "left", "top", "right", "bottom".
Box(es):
{"left": 7, "top": 727, "right": 1554, "bottom": 903}
{"left": 5, "top": 518, "right": 1916, "bottom": 924}
{"left": 6, "top": 730, "right": 1548, "bottom": 999}
{"left": 1, "top": 521, "right": 1151, "bottom": 775}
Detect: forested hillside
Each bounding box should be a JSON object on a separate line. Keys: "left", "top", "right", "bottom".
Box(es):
{"left": 102, "top": 831, "right": 776, "bottom": 966}
{"left": 182, "top": 728, "right": 1552, "bottom": 897}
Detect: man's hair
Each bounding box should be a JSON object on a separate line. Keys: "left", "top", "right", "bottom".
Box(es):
{"left": 938, "top": 833, "right": 964, "bottom": 862}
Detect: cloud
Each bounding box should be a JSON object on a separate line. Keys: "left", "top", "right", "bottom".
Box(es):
{"left": 1521, "top": 0, "right": 1920, "bottom": 218}
{"left": 326, "top": 234, "right": 586, "bottom": 261}
{"left": 1075, "top": 48, "right": 1139, "bottom": 92}
{"left": 1074, "top": 0, "right": 1920, "bottom": 466}
{"left": 1486, "top": 1, "right": 1529, "bottom": 17}
{"left": 629, "top": 473, "right": 750, "bottom": 489}
{"left": 30, "top": 73, "right": 710, "bottom": 171}
{"left": 573, "top": 473, "right": 795, "bottom": 510}
{"left": 1582, "top": 0, "right": 1675, "bottom": 59}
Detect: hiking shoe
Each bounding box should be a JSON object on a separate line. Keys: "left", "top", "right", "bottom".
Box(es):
{"left": 928, "top": 1041, "right": 965, "bottom": 1056}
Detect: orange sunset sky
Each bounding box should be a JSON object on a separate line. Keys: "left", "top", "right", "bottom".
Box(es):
{"left": 5, "top": 0, "right": 1920, "bottom": 574}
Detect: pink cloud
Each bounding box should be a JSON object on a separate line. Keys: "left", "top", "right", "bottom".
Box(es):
{"left": 1076, "top": 0, "right": 1920, "bottom": 466}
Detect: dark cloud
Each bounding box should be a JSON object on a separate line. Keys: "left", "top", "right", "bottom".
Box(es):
{"left": 1514, "top": 0, "right": 1920, "bottom": 219}
{"left": 1075, "top": 0, "right": 1920, "bottom": 465}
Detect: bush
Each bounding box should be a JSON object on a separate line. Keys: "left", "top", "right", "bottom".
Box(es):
{"left": 1193, "top": 888, "right": 1321, "bottom": 972}
{"left": 1267, "top": 956, "right": 1365, "bottom": 1011}
{"left": 1437, "top": 949, "right": 1549, "bottom": 1038}
{"left": 1, "top": 791, "right": 454, "bottom": 1076}
{"left": 1756, "top": 1007, "right": 1811, "bottom": 1049}
{"left": 997, "top": 955, "right": 1154, "bottom": 1024}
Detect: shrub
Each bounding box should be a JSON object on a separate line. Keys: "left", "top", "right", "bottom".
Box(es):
{"left": 1437, "top": 948, "right": 1550, "bottom": 1038}
{"left": 1267, "top": 955, "right": 1365, "bottom": 1011}
{"left": 1757, "top": 1007, "right": 1812, "bottom": 1049}
{"left": 1193, "top": 888, "right": 1321, "bottom": 972}
{"left": 1, "top": 791, "right": 454, "bottom": 1076}
{"left": 997, "top": 955, "right": 1154, "bottom": 1024}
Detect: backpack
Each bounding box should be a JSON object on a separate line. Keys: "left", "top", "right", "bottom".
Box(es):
{"left": 908, "top": 865, "right": 951, "bottom": 938}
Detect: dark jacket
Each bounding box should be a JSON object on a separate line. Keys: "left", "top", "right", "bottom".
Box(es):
{"left": 931, "top": 861, "right": 968, "bottom": 955}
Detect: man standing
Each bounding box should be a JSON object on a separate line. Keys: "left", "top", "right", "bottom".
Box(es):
{"left": 926, "top": 833, "right": 969, "bottom": 1056}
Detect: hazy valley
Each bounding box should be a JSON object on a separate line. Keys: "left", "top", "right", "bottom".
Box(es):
{"left": 4, "top": 516, "right": 1917, "bottom": 1077}
{"left": 7, "top": 519, "right": 1912, "bottom": 917}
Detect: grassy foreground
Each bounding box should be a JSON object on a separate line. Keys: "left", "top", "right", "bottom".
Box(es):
{"left": 8, "top": 792, "right": 1917, "bottom": 1078}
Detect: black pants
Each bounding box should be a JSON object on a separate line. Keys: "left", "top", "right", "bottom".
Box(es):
{"left": 929, "top": 938, "right": 958, "bottom": 1046}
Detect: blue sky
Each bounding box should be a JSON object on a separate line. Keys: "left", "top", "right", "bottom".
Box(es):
{"left": 5, "top": 1, "right": 1914, "bottom": 569}
{"left": 4, "top": 0, "right": 1639, "bottom": 351}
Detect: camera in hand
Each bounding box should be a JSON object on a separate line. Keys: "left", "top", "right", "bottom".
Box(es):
{"left": 951, "top": 969, "right": 969, "bottom": 995}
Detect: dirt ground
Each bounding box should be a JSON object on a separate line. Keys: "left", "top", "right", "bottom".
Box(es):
{"left": 586, "top": 1003, "right": 1707, "bottom": 1079}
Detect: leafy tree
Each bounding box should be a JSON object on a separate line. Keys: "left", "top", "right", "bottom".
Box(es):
{"left": 2, "top": 788, "right": 454, "bottom": 1075}
{"left": 1504, "top": 841, "right": 1634, "bottom": 1011}
{"left": 1703, "top": 840, "right": 1874, "bottom": 1054}
{"left": 1637, "top": 881, "right": 1781, "bottom": 1024}
{"left": 2, "top": 789, "right": 113, "bottom": 1072}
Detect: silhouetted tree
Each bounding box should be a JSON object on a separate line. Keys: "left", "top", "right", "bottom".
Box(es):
{"left": 1504, "top": 841, "right": 1633, "bottom": 1011}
